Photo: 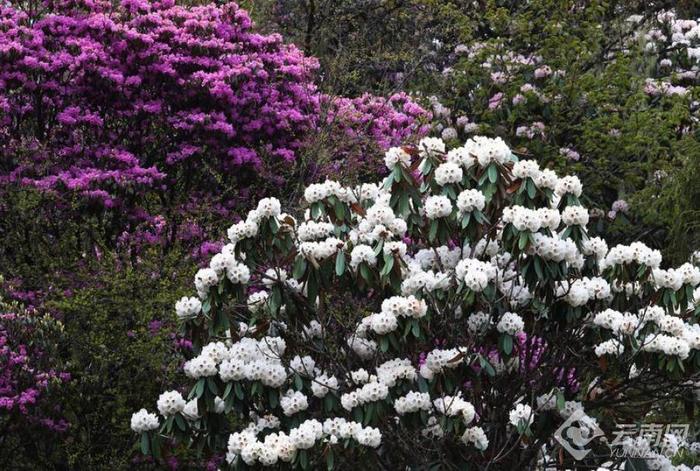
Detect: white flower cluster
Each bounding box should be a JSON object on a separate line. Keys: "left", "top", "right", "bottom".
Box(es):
{"left": 157, "top": 390, "right": 186, "bottom": 417}
{"left": 219, "top": 337, "right": 287, "bottom": 388}
{"left": 418, "top": 137, "right": 446, "bottom": 157}
{"left": 496, "top": 312, "right": 525, "bottom": 335}
{"left": 304, "top": 180, "right": 355, "bottom": 204}
{"left": 455, "top": 258, "right": 497, "bottom": 291}
{"left": 280, "top": 390, "right": 309, "bottom": 416}
{"left": 592, "top": 305, "right": 699, "bottom": 359}
{"left": 512, "top": 159, "right": 541, "bottom": 179}
{"left": 556, "top": 277, "right": 612, "bottom": 307}
{"left": 456, "top": 189, "right": 486, "bottom": 213}
{"left": 652, "top": 263, "right": 700, "bottom": 291}
{"left": 310, "top": 373, "right": 338, "bottom": 398}
{"left": 227, "top": 418, "right": 381, "bottom": 466}
{"left": 602, "top": 242, "right": 663, "bottom": 269}
{"left": 531, "top": 233, "right": 580, "bottom": 264}
{"left": 434, "top": 162, "right": 464, "bottom": 185}
{"left": 464, "top": 136, "right": 513, "bottom": 166}
{"left": 297, "top": 220, "right": 334, "bottom": 241}
{"left": 461, "top": 426, "right": 489, "bottom": 450}
{"left": 357, "top": 295, "right": 428, "bottom": 336}
{"left": 175, "top": 296, "right": 201, "bottom": 320}
{"left": 384, "top": 147, "right": 411, "bottom": 169}
{"left": 420, "top": 347, "right": 466, "bottom": 380}
{"left": 508, "top": 403, "right": 534, "bottom": 428}
{"left": 642, "top": 334, "right": 691, "bottom": 359}
{"left": 554, "top": 175, "right": 583, "bottom": 198}
{"left": 300, "top": 237, "right": 345, "bottom": 262}
{"left": 433, "top": 393, "right": 476, "bottom": 423}
{"left": 130, "top": 408, "right": 160, "bottom": 433}
{"left": 394, "top": 391, "right": 431, "bottom": 415}
{"left": 561, "top": 205, "right": 589, "bottom": 226}
{"left": 350, "top": 244, "right": 377, "bottom": 269}
{"left": 424, "top": 195, "right": 453, "bottom": 219}
{"left": 340, "top": 381, "right": 389, "bottom": 410}
{"left": 594, "top": 339, "right": 624, "bottom": 357}
{"left": 354, "top": 198, "right": 408, "bottom": 244}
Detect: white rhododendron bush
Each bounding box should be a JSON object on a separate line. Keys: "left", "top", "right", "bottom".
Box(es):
{"left": 132, "top": 136, "right": 700, "bottom": 469}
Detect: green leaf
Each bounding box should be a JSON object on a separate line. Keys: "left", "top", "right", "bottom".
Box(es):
{"left": 195, "top": 378, "right": 206, "bottom": 398}
{"left": 151, "top": 434, "right": 161, "bottom": 459}
{"left": 300, "top": 450, "right": 309, "bottom": 470}
{"left": 527, "top": 179, "right": 536, "bottom": 199}
{"left": 487, "top": 164, "right": 498, "bottom": 183}
{"left": 429, "top": 220, "right": 438, "bottom": 242}
{"left": 306, "top": 272, "right": 318, "bottom": 305}
{"left": 379, "top": 336, "right": 389, "bottom": 352}
{"left": 556, "top": 390, "right": 565, "bottom": 411}
{"left": 269, "top": 389, "right": 279, "bottom": 409}
{"left": 335, "top": 251, "right": 346, "bottom": 276}
{"left": 353, "top": 408, "right": 363, "bottom": 423}
{"left": 292, "top": 257, "right": 307, "bottom": 279}
{"left": 479, "top": 356, "right": 496, "bottom": 377}
{"left": 140, "top": 433, "right": 150, "bottom": 455}
{"left": 359, "top": 263, "right": 371, "bottom": 283}
{"left": 534, "top": 257, "right": 544, "bottom": 280}
{"left": 326, "top": 450, "right": 335, "bottom": 470}
{"left": 270, "top": 286, "right": 282, "bottom": 315}
{"left": 380, "top": 255, "right": 395, "bottom": 277}
{"left": 518, "top": 231, "right": 529, "bottom": 250}
{"left": 418, "top": 376, "right": 429, "bottom": 393}
{"left": 334, "top": 199, "right": 346, "bottom": 220}
{"left": 411, "top": 320, "right": 421, "bottom": 338}
{"left": 223, "top": 383, "right": 233, "bottom": 400}
{"left": 461, "top": 212, "right": 471, "bottom": 228}
{"left": 207, "top": 377, "right": 219, "bottom": 396}
{"left": 501, "top": 334, "right": 513, "bottom": 355}
{"left": 234, "top": 382, "right": 244, "bottom": 400}
{"left": 175, "top": 414, "right": 187, "bottom": 432}
{"left": 364, "top": 403, "right": 375, "bottom": 425}
{"left": 388, "top": 332, "right": 400, "bottom": 351}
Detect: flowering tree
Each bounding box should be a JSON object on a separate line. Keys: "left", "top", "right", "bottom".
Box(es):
{"left": 132, "top": 135, "right": 700, "bottom": 468}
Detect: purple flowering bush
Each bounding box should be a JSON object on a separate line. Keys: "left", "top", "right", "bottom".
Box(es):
{"left": 0, "top": 296, "right": 70, "bottom": 468}
{"left": 0, "top": 0, "right": 427, "bottom": 262}
{"left": 0, "top": 0, "right": 320, "bottom": 249}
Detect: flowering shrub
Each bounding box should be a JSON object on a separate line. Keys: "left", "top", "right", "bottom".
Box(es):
{"left": 134, "top": 136, "right": 700, "bottom": 469}
{"left": 0, "top": 296, "right": 70, "bottom": 467}
{"left": 423, "top": 5, "right": 700, "bottom": 259}
{"left": 315, "top": 93, "right": 431, "bottom": 179}
{"left": 0, "top": 0, "right": 427, "bottom": 260}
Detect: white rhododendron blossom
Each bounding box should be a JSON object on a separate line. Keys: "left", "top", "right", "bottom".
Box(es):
{"left": 508, "top": 403, "right": 534, "bottom": 428}
{"left": 134, "top": 136, "right": 700, "bottom": 469}
{"left": 130, "top": 409, "right": 159, "bottom": 433}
